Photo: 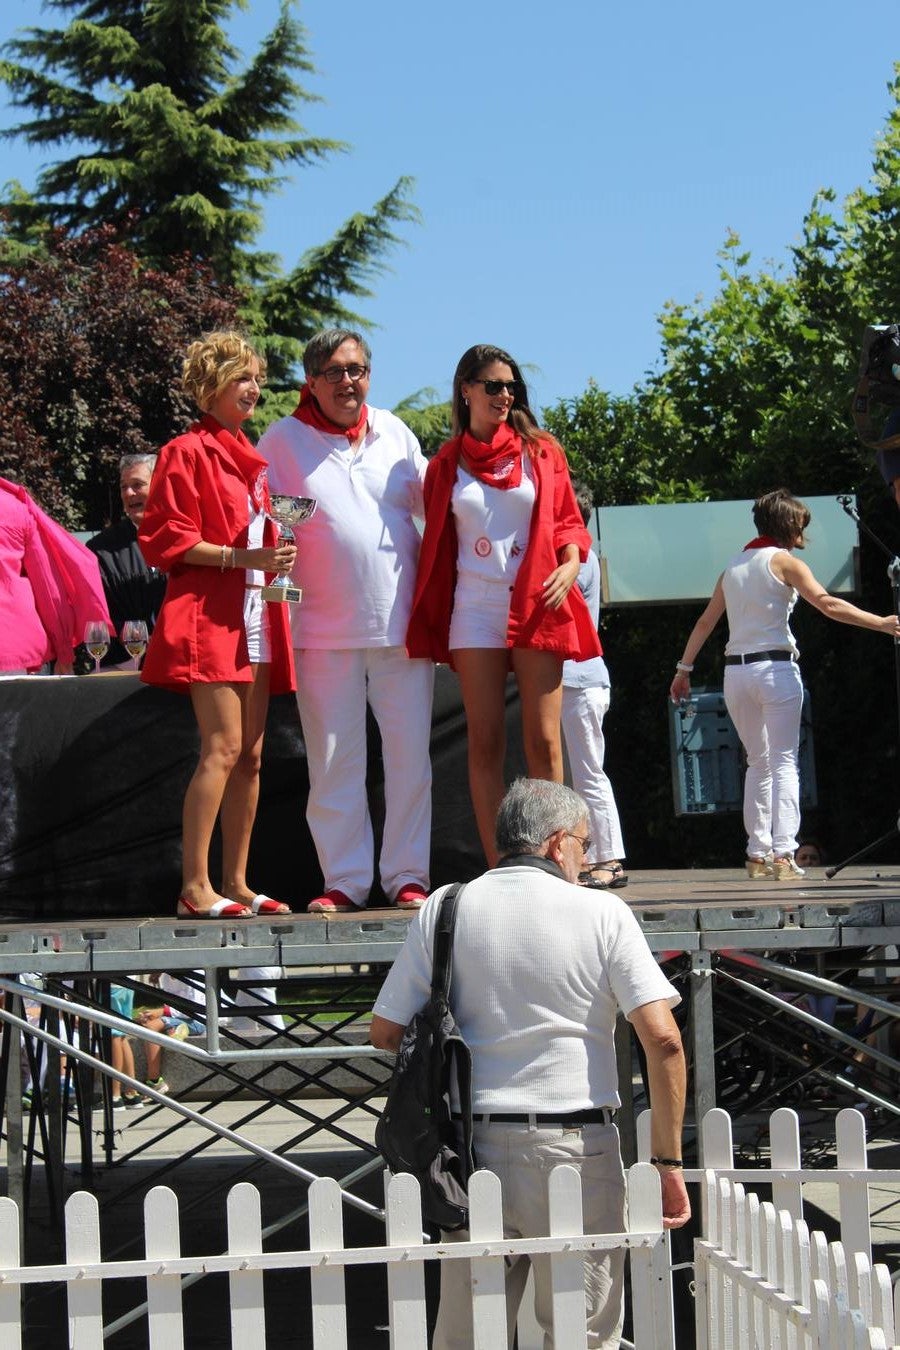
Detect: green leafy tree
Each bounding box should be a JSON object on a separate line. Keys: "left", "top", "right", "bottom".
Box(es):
{"left": 0, "top": 0, "right": 417, "bottom": 395}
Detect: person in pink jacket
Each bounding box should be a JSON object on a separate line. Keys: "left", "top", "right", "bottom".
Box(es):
{"left": 0, "top": 477, "right": 110, "bottom": 675}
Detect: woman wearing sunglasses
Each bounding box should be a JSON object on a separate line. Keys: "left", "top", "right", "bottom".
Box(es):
{"left": 407, "top": 343, "right": 600, "bottom": 866}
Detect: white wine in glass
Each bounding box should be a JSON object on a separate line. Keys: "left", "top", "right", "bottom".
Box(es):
{"left": 84, "top": 620, "right": 110, "bottom": 674}
{"left": 121, "top": 619, "right": 149, "bottom": 670}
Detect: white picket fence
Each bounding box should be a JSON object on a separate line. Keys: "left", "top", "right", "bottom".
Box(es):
{"left": 0, "top": 1163, "right": 673, "bottom": 1350}
{"left": 2, "top": 1107, "right": 899, "bottom": 1347}
{"left": 695, "top": 1173, "right": 897, "bottom": 1349}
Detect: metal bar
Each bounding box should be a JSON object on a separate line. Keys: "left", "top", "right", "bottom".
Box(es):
{"left": 690, "top": 950, "right": 716, "bottom": 1152}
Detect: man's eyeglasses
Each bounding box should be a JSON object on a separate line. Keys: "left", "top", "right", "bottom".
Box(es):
{"left": 471, "top": 379, "right": 519, "bottom": 396}
{"left": 318, "top": 364, "right": 370, "bottom": 384}
{"left": 565, "top": 832, "right": 592, "bottom": 857}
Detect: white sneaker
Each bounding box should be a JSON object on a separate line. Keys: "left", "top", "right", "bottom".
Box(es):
{"left": 745, "top": 856, "right": 773, "bottom": 879}
{"left": 773, "top": 854, "right": 805, "bottom": 880}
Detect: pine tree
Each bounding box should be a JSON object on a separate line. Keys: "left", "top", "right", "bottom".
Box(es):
{"left": 0, "top": 0, "right": 417, "bottom": 395}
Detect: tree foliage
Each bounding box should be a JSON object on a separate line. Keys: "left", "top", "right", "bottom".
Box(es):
{"left": 542, "top": 66, "right": 900, "bottom": 868}
{"left": 0, "top": 0, "right": 418, "bottom": 395}
{"left": 0, "top": 222, "right": 240, "bottom": 527}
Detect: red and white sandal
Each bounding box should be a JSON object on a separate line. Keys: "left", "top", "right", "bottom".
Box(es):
{"left": 176, "top": 896, "right": 251, "bottom": 920}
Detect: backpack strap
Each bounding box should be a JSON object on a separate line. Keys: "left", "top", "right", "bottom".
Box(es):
{"left": 431, "top": 882, "right": 464, "bottom": 1003}
{"left": 431, "top": 881, "right": 475, "bottom": 1182}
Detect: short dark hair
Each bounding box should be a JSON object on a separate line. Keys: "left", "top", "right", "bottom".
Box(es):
{"left": 495, "top": 778, "right": 587, "bottom": 856}
{"left": 570, "top": 480, "right": 594, "bottom": 527}
{"left": 752, "top": 488, "right": 810, "bottom": 549}
{"left": 303, "top": 329, "right": 372, "bottom": 378}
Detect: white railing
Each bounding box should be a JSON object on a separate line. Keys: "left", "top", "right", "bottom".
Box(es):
{"left": 695, "top": 1172, "right": 898, "bottom": 1349}
{"left": 639, "top": 1104, "right": 897, "bottom": 1263}
{"left": 0, "top": 1163, "right": 672, "bottom": 1350}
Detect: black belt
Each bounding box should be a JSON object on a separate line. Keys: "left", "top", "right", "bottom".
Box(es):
{"left": 454, "top": 1107, "right": 616, "bottom": 1126}
{"left": 724, "top": 650, "right": 795, "bottom": 665}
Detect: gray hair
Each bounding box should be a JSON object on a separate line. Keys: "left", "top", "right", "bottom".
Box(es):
{"left": 495, "top": 778, "right": 588, "bottom": 856}
{"left": 118, "top": 453, "right": 157, "bottom": 475}
{"left": 302, "top": 329, "right": 372, "bottom": 378}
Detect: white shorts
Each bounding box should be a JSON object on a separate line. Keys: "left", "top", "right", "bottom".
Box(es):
{"left": 243, "top": 586, "right": 271, "bottom": 665}
{"left": 449, "top": 573, "right": 513, "bottom": 650}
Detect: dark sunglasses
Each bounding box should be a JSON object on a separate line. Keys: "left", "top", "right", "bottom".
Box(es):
{"left": 472, "top": 379, "right": 519, "bottom": 396}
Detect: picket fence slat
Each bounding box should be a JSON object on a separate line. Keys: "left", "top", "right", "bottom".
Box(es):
{"left": 145, "top": 1187, "right": 184, "bottom": 1350}
{"left": 66, "top": 1189, "right": 103, "bottom": 1350}
{"left": 837, "top": 1108, "right": 872, "bottom": 1270}
{"left": 467, "top": 1169, "right": 507, "bottom": 1349}
{"left": 0, "top": 1197, "right": 22, "bottom": 1350}
{"left": 228, "top": 1182, "right": 265, "bottom": 1345}
{"left": 771, "top": 1108, "right": 803, "bottom": 1224}
{"left": 309, "top": 1176, "right": 348, "bottom": 1350}
{"left": 384, "top": 1172, "right": 427, "bottom": 1350}
{"left": 546, "top": 1164, "right": 588, "bottom": 1349}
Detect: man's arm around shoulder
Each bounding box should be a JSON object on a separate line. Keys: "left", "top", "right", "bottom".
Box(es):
{"left": 629, "top": 999, "right": 691, "bottom": 1229}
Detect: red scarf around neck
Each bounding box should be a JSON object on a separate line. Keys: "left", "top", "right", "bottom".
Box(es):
{"left": 744, "top": 535, "right": 782, "bottom": 549}
{"left": 292, "top": 383, "right": 369, "bottom": 444}
{"left": 460, "top": 422, "right": 522, "bottom": 489}
{"left": 200, "top": 414, "right": 267, "bottom": 509}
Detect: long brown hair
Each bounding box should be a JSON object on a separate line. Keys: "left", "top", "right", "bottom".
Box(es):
{"left": 451, "top": 344, "right": 551, "bottom": 453}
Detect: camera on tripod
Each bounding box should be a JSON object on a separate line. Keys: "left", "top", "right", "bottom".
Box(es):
{"left": 853, "top": 323, "right": 900, "bottom": 455}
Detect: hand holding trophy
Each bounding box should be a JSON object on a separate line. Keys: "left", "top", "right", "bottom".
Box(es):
{"left": 261, "top": 495, "right": 317, "bottom": 604}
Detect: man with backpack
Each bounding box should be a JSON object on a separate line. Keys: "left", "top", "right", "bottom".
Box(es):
{"left": 370, "top": 777, "right": 689, "bottom": 1349}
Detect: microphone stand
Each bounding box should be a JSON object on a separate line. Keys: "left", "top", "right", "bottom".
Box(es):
{"left": 825, "top": 495, "right": 900, "bottom": 878}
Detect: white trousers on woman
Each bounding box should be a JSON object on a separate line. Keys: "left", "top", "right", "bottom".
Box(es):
{"left": 724, "top": 659, "right": 804, "bottom": 858}
{"left": 294, "top": 646, "right": 434, "bottom": 905}
{"left": 560, "top": 685, "right": 625, "bottom": 863}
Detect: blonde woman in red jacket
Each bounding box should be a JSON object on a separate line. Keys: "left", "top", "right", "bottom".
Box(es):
{"left": 139, "top": 332, "right": 297, "bottom": 919}
{"left": 407, "top": 344, "right": 600, "bottom": 866}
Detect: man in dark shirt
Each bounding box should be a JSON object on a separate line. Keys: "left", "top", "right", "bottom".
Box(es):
{"left": 87, "top": 453, "right": 166, "bottom": 667}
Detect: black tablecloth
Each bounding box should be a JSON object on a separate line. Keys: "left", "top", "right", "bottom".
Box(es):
{"left": 0, "top": 670, "right": 525, "bottom": 919}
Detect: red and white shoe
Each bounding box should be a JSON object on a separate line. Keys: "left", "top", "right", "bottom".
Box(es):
{"left": 307, "top": 889, "right": 356, "bottom": 913}
{"left": 394, "top": 884, "right": 428, "bottom": 910}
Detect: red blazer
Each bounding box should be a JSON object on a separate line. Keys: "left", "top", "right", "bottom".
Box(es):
{"left": 138, "top": 418, "right": 295, "bottom": 694}
{"left": 406, "top": 434, "right": 602, "bottom": 665}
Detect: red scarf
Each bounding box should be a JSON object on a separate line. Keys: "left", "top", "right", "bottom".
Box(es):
{"left": 292, "top": 383, "right": 369, "bottom": 444}
{"left": 200, "top": 414, "right": 268, "bottom": 509}
{"left": 460, "top": 422, "right": 522, "bottom": 489}
{"left": 744, "top": 535, "right": 781, "bottom": 549}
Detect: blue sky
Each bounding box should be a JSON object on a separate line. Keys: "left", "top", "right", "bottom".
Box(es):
{"left": 0, "top": 1, "right": 896, "bottom": 417}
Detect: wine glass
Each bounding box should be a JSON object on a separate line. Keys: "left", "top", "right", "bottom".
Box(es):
{"left": 121, "top": 619, "right": 149, "bottom": 671}
{"left": 83, "top": 620, "right": 110, "bottom": 674}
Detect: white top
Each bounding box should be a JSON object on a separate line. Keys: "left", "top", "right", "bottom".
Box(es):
{"left": 562, "top": 548, "right": 610, "bottom": 689}
{"left": 722, "top": 545, "right": 799, "bottom": 657}
{"left": 259, "top": 407, "right": 427, "bottom": 648}
{"left": 373, "top": 865, "right": 679, "bottom": 1112}
{"left": 245, "top": 497, "right": 266, "bottom": 587}
{"left": 452, "top": 458, "right": 535, "bottom": 583}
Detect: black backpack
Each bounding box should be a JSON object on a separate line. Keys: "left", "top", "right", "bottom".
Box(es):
{"left": 374, "top": 883, "right": 475, "bottom": 1231}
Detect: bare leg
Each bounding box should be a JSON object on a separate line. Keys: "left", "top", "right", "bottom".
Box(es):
{"left": 453, "top": 649, "right": 510, "bottom": 868}
{"left": 182, "top": 683, "right": 244, "bottom": 912}
{"left": 511, "top": 648, "right": 564, "bottom": 781}
{"left": 110, "top": 1037, "right": 125, "bottom": 1100}
{"left": 220, "top": 664, "right": 271, "bottom": 904}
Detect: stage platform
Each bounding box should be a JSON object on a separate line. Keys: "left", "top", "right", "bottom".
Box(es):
{"left": 0, "top": 863, "right": 897, "bottom": 971}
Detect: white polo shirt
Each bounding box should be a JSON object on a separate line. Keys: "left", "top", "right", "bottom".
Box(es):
{"left": 260, "top": 407, "right": 427, "bottom": 648}
{"left": 373, "top": 865, "right": 679, "bottom": 1112}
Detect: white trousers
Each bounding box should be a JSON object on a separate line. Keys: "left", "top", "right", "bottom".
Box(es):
{"left": 294, "top": 647, "right": 434, "bottom": 905}
{"left": 724, "top": 659, "right": 803, "bottom": 858}
{"left": 432, "top": 1121, "right": 626, "bottom": 1350}
{"left": 561, "top": 684, "right": 625, "bottom": 863}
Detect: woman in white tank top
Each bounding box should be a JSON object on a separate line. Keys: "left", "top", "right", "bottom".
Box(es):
{"left": 669, "top": 490, "right": 900, "bottom": 879}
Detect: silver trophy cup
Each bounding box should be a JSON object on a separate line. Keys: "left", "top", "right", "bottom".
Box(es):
{"left": 261, "top": 495, "right": 317, "bottom": 604}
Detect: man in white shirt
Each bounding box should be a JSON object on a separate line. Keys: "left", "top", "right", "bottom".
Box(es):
{"left": 260, "top": 330, "right": 433, "bottom": 913}
{"left": 371, "top": 778, "right": 690, "bottom": 1349}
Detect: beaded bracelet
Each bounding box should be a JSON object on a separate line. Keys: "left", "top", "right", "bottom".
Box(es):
{"left": 675, "top": 661, "right": 693, "bottom": 674}
{"left": 650, "top": 1156, "right": 684, "bottom": 1168}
